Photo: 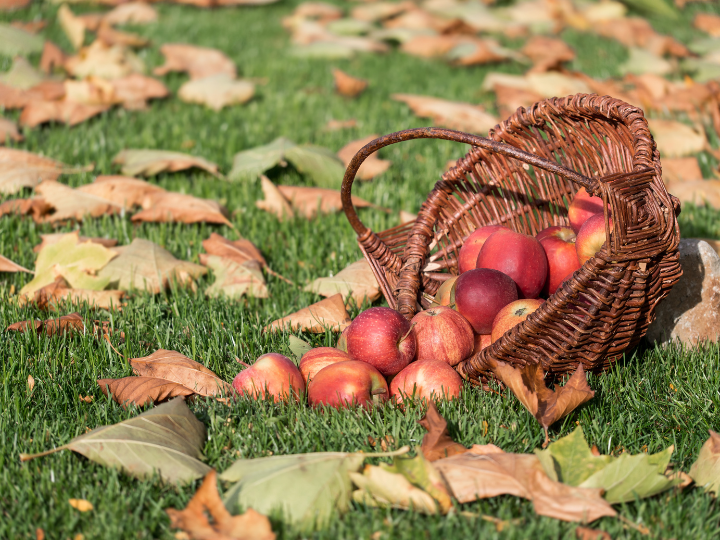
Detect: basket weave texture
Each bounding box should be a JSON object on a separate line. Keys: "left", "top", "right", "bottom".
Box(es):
{"left": 341, "top": 94, "right": 682, "bottom": 382}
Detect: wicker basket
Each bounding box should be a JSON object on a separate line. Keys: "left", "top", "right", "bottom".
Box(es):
{"left": 340, "top": 94, "right": 682, "bottom": 382}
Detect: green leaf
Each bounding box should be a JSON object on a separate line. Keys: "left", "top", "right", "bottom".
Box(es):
{"left": 220, "top": 452, "right": 365, "bottom": 531}
{"left": 689, "top": 430, "right": 720, "bottom": 495}
{"left": 350, "top": 464, "right": 439, "bottom": 514}
{"left": 228, "top": 137, "right": 297, "bottom": 182}
{"left": 20, "top": 398, "right": 210, "bottom": 485}
{"left": 0, "top": 57, "right": 45, "bottom": 90}
{"left": 579, "top": 446, "right": 678, "bottom": 504}
{"left": 534, "top": 427, "right": 612, "bottom": 486}
{"left": 618, "top": 0, "right": 678, "bottom": 18}
{"left": 380, "top": 454, "right": 452, "bottom": 512}
{"left": 287, "top": 335, "right": 312, "bottom": 363}
{"left": 0, "top": 24, "right": 44, "bottom": 58}
{"left": 285, "top": 145, "right": 346, "bottom": 189}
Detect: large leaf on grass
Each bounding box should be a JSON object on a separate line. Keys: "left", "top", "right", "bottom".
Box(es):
{"left": 0, "top": 23, "right": 43, "bottom": 56}
{"left": 203, "top": 256, "right": 268, "bottom": 299}
{"left": 689, "top": 430, "right": 720, "bottom": 495}
{"left": 534, "top": 427, "right": 612, "bottom": 485}
{"left": 20, "top": 398, "right": 211, "bottom": 485}
{"left": 113, "top": 149, "right": 220, "bottom": 177}
{"left": 0, "top": 148, "right": 72, "bottom": 195}
{"left": 98, "top": 376, "right": 195, "bottom": 407}
{"left": 264, "top": 293, "right": 351, "bottom": 333}
{"left": 220, "top": 452, "right": 365, "bottom": 531}
{"left": 228, "top": 137, "right": 296, "bottom": 182}
{"left": 0, "top": 254, "right": 30, "bottom": 273}
{"left": 350, "top": 464, "right": 439, "bottom": 514}
{"left": 304, "top": 259, "right": 380, "bottom": 305}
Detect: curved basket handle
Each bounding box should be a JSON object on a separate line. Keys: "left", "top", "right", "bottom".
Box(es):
{"left": 341, "top": 127, "right": 597, "bottom": 237}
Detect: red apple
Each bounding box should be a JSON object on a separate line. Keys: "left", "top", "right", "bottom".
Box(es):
{"left": 390, "top": 359, "right": 463, "bottom": 403}
{"left": 575, "top": 213, "right": 608, "bottom": 264}
{"left": 299, "top": 347, "right": 351, "bottom": 384}
{"left": 476, "top": 229, "right": 548, "bottom": 299}
{"left": 345, "top": 307, "right": 416, "bottom": 377}
{"left": 232, "top": 353, "right": 305, "bottom": 402}
{"left": 536, "top": 226, "right": 582, "bottom": 296}
{"left": 568, "top": 187, "right": 603, "bottom": 233}
{"left": 454, "top": 268, "right": 518, "bottom": 334}
{"left": 471, "top": 333, "right": 492, "bottom": 356}
{"left": 491, "top": 299, "right": 544, "bottom": 343}
{"left": 457, "top": 225, "right": 508, "bottom": 274}
{"left": 307, "top": 360, "right": 388, "bottom": 408}
{"left": 430, "top": 276, "right": 458, "bottom": 308}
{"left": 410, "top": 306, "right": 474, "bottom": 366}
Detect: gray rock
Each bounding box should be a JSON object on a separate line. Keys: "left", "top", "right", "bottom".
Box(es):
{"left": 647, "top": 239, "right": 720, "bottom": 345}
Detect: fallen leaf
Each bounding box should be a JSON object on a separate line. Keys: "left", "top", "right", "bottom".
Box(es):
{"left": 0, "top": 0, "right": 31, "bottom": 10}
{"left": 0, "top": 23, "right": 44, "bottom": 56}
{"left": 113, "top": 149, "right": 220, "bottom": 177}
{"left": 7, "top": 312, "right": 85, "bottom": 336}
{"left": 35, "top": 180, "right": 123, "bottom": 222}
{"left": 19, "top": 277, "right": 124, "bottom": 311}
{"left": 97, "top": 22, "right": 149, "bottom": 48}
{"left": 392, "top": 94, "right": 498, "bottom": 134}
{"left": 202, "top": 232, "right": 266, "bottom": 267}
{"left": 351, "top": 1, "right": 412, "bottom": 23}
{"left": 325, "top": 118, "right": 357, "bottom": 131}
{"left": 521, "top": 36, "right": 574, "bottom": 73}
{"left": 130, "top": 349, "right": 235, "bottom": 397}
{"left": 694, "top": 13, "right": 720, "bottom": 37}
{"left": 11, "top": 20, "right": 46, "bottom": 33}
{"left": 351, "top": 464, "right": 440, "bottom": 514}
{"left": 20, "top": 232, "right": 117, "bottom": 297}
{"left": 333, "top": 68, "right": 367, "bottom": 97}
{"left": 220, "top": 451, "right": 365, "bottom": 531}
{"left": 65, "top": 41, "right": 145, "bottom": 80}
{"left": 666, "top": 179, "right": 720, "bottom": 209}
{"left": 132, "top": 191, "right": 232, "bottom": 226}
{"left": 337, "top": 135, "right": 391, "bottom": 181}
{"left": 534, "top": 427, "right": 612, "bottom": 485}
{"left": 76, "top": 175, "right": 165, "bottom": 209}
{"left": 28, "top": 374, "right": 35, "bottom": 392}
{"left": 662, "top": 157, "right": 702, "bottom": 184}
{"left": 492, "top": 363, "right": 595, "bottom": 445}
{"left": 21, "top": 398, "right": 211, "bottom": 485}
{"left": 178, "top": 74, "right": 254, "bottom": 111}
{"left": 40, "top": 41, "right": 67, "bottom": 74}
{"left": 575, "top": 526, "right": 611, "bottom": 540}
{"left": 202, "top": 257, "right": 268, "bottom": 299}
{"left": 68, "top": 499, "right": 93, "bottom": 512}
{"left": 255, "top": 175, "right": 294, "bottom": 220}
{"left": 0, "top": 57, "right": 45, "bottom": 89}
{"left": 0, "top": 116, "right": 22, "bottom": 144}
{"left": 287, "top": 335, "right": 312, "bottom": 363}
{"left": 154, "top": 43, "right": 236, "bottom": 80}
{"left": 110, "top": 74, "right": 169, "bottom": 108}
{"left": 264, "top": 293, "right": 351, "bottom": 333}
{"left": 689, "top": 430, "right": 720, "bottom": 495}
{"left": 619, "top": 47, "right": 672, "bottom": 76}
{"left": 98, "top": 376, "right": 196, "bottom": 407}
{"left": 20, "top": 99, "right": 110, "bottom": 128}
{"left": 447, "top": 37, "right": 522, "bottom": 66}
{"left": 419, "top": 400, "right": 473, "bottom": 461}
{"left": 103, "top": 2, "right": 158, "bottom": 25}
{"left": 304, "top": 259, "right": 380, "bottom": 305}
{"left": 381, "top": 453, "right": 453, "bottom": 512}
{"left": 97, "top": 238, "right": 207, "bottom": 293}
{"left": 33, "top": 233, "right": 116, "bottom": 253}
{"left": 58, "top": 5, "right": 86, "bottom": 50}
{"left": 167, "top": 470, "right": 276, "bottom": 540}
{"left": 277, "top": 185, "right": 376, "bottom": 219}
{"left": 228, "top": 137, "right": 297, "bottom": 182}
{"left": 0, "top": 197, "right": 52, "bottom": 221}
{"left": 0, "top": 254, "right": 31, "bottom": 273}
{"left": 0, "top": 148, "right": 73, "bottom": 195}
{"left": 648, "top": 119, "right": 707, "bottom": 158}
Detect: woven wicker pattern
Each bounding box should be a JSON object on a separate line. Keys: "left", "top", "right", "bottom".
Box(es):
{"left": 341, "top": 94, "right": 682, "bottom": 381}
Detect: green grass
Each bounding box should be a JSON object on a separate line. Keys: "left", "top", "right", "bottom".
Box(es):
{"left": 2, "top": 0, "right": 720, "bottom": 538}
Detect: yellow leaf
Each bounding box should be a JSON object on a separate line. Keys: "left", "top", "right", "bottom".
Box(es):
{"left": 68, "top": 498, "right": 93, "bottom": 512}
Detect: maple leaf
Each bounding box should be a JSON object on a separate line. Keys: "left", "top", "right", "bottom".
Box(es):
{"left": 98, "top": 376, "right": 196, "bottom": 408}
{"left": 113, "top": 149, "right": 220, "bottom": 177}
{"left": 58, "top": 4, "right": 85, "bottom": 50}
{"left": 203, "top": 257, "right": 268, "bottom": 299}
{"left": 648, "top": 119, "right": 707, "bottom": 158}
{"left": 7, "top": 312, "right": 85, "bottom": 336}
{"left": 103, "top": 2, "right": 158, "bottom": 25}
{"left": 132, "top": 191, "right": 232, "bottom": 226}
{"left": 64, "top": 40, "right": 145, "bottom": 80}
{"left": 492, "top": 362, "right": 595, "bottom": 446}
{"left": 34, "top": 232, "right": 117, "bottom": 253}
{"left": 337, "top": 135, "right": 392, "bottom": 181}
{"left": 97, "top": 238, "right": 207, "bottom": 294}
{"left": 154, "top": 43, "right": 236, "bottom": 80}
{"left": 0, "top": 116, "right": 21, "bottom": 144}
{"left": 351, "top": 464, "right": 440, "bottom": 514}
{"left": 332, "top": 68, "right": 367, "bottom": 97}
{"left": 202, "top": 232, "right": 266, "bottom": 267}
{"left": 178, "top": 74, "right": 255, "bottom": 111}
{"left": 392, "top": 94, "right": 498, "bottom": 134}
{"left": 17, "top": 277, "right": 125, "bottom": 311}
{"left": 97, "top": 22, "right": 150, "bottom": 48}
{"left": 19, "top": 100, "right": 110, "bottom": 128}
{"left": 76, "top": 175, "right": 165, "bottom": 210}
{"left": 0, "top": 148, "right": 77, "bottom": 195}
{"left": 0, "top": 253, "right": 31, "bottom": 273}
{"left": 264, "top": 293, "right": 351, "bottom": 333}
{"left": 35, "top": 180, "right": 123, "bottom": 222}
{"left": 689, "top": 430, "right": 720, "bottom": 495}
{"left": 255, "top": 175, "right": 294, "bottom": 220}
{"left": 304, "top": 259, "right": 380, "bottom": 305}
{"left": 0, "top": 24, "right": 43, "bottom": 57}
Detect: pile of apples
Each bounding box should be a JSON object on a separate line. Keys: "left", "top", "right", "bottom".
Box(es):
{"left": 232, "top": 188, "right": 606, "bottom": 408}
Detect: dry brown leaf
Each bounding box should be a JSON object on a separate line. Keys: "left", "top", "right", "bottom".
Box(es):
{"left": 265, "top": 293, "right": 351, "bottom": 333}
{"left": 0, "top": 148, "right": 73, "bottom": 195}
{"left": 97, "top": 22, "right": 149, "bottom": 48}
{"left": 130, "top": 349, "right": 235, "bottom": 397}
{"left": 392, "top": 94, "right": 498, "bottom": 134}
{"left": 34, "top": 180, "right": 122, "bottom": 223}
{"left": 202, "top": 232, "right": 266, "bottom": 267}
{"left": 662, "top": 157, "right": 702, "bottom": 184}
{"left": 98, "top": 376, "right": 195, "bottom": 407}
{"left": 28, "top": 375, "right": 35, "bottom": 392}
{"left": 132, "top": 191, "right": 232, "bottom": 226}
{"left": 0, "top": 253, "right": 31, "bottom": 273}
{"left": 521, "top": 36, "right": 574, "bottom": 73}
{"left": 154, "top": 43, "right": 236, "bottom": 80}
{"left": 450, "top": 37, "right": 521, "bottom": 67}
{"left": 11, "top": 20, "right": 45, "bottom": 33}
{"left": 178, "top": 74, "right": 254, "bottom": 111}
{"left": 65, "top": 41, "right": 145, "bottom": 80}
{"left": 167, "top": 470, "right": 276, "bottom": 540}
{"left": 1, "top": 0, "right": 31, "bottom": 10}
{"left": 419, "top": 400, "right": 473, "bottom": 461}
{"left": 76, "top": 13, "right": 104, "bottom": 32}
{"left": 202, "top": 257, "right": 268, "bottom": 299}
{"left": 351, "top": 1, "right": 412, "bottom": 22}
{"left": 648, "top": 119, "right": 707, "bottom": 158}
{"left": 0, "top": 80, "right": 66, "bottom": 110}
{"left": 68, "top": 499, "right": 93, "bottom": 512}
{"left": 695, "top": 13, "right": 720, "bottom": 37}
{"left": 337, "top": 135, "right": 391, "bottom": 181}
{"left": 667, "top": 180, "right": 720, "bottom": 210}
{"left": 400, "top": 34, "right": 462, "bottom": 59}
{"left": 64, "top": 78, "right": 115, "bottom": 105}
{"left": 576, "top": 526, "right": 611, "bottom": 540}
{"left": 333, "top": 68, "right": 367, "bottom": 98}
{"left": 58, "top": 5, "right": 86, "bottom": 51}
{"left": 492, "top": 363, "right": 594, "bottom": 445}
{"left": 7, "top": 312, "right": 85, "bottom": 336}
{"left": 18, "top": 277, "right": 124, "bottom": 311}
{"left": 103, "top": 2, "right": 158, "bottom": 25}
{"left": 304, "top": 259, "right": 380, "bottom": 305}
{"left": 278, "top": 185, "right": 376, "bottom": 219}
{"left": 113, "top": 149, "right": 220, "bottom": 177}
{"left": 493, "top": 84, "right": 544, "bottom": 119}
{"left": 0, "top": 198, "right": 52, "bottom": 221}
{"left": 111, "top": 74, "right": 169, "bottom": 109}
{"left": 0, "top": 116, "right": 22, "bottom": 144}
{"left": 325, "top": 118, "right": 357, "bottom": 131}
{"left": 76, "top": 175, "right": 165, "bottom": 209}
{"left": 34, "top": 232, "right": 117, "bottom": 253}
{"left": 20, "top": 99, "right": 109, "bottom": 128}
{"left": 256, "top": 175, "right": 294, "bottom": 220}
{"left": 40, "top": 41, "right": 68, "bottom": 74}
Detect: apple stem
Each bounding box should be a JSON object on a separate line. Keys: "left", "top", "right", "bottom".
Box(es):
{"left": 235, "top": 357, "right": 252, "bottom": 368}
{"left": 398, "top": 323, "right": 416, "bottom": 346}
{"left": 371, "top": 388, "right": 387, "bottom": 395}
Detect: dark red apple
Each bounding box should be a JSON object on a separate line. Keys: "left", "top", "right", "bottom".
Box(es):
{"left": 299, "top": 347, "right": 351, "bottom": 384}
{"left": 536, "top": 225, "right": 582, "bottom": 296}
{"left": 457, "top": 225, "right": 508, "bottom": 274}
{"left": 410, "top": 306, "right": 474, "bottom": 366}
{"left": 491, "top": 299, "right": 544, "bottom": 343}
{"left": 307, "top": 360, "right": 388, "bottom": 409}
{"left": 476, "top": 228, "right": 548, "bottom": 299}
{"left": 345, "top": 307, "right": 416, "bottom": 377}
{"left": 430, "top": 276, "right": 458, "bottom": 308}
{"left": 575, "top": 213, "right": 608, "bottom": 264}
{"left": 568, "top": 187, "right": 603, "bottom": 233}
{"left": 232, "top": 353, "right": 305, "bottom": 402}
{"left": 390, "top": 359, "right": 463, "bottom": 403}
{"left": 454, "top": 268, "right": 518, "bottom": 334}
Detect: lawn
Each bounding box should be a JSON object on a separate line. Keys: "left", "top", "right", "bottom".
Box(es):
{"left": 2, "top": 0, "right": 720, "bottom": 538}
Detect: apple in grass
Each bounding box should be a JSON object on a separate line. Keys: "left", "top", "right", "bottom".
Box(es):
{"left": 390, "top": 360, "right": 463, "bottom": 403}
{"left": 491, "top": 299, "right": 544, "bottom": 343}
{"left": 410, "top": 306, "right": 474, "bottom": 366}
{"left": 568, "top": 187, "right": 603, "bottom": 233}
{"left": 476, "top": 229, "right": 548, "bottom": 299}
{"left": 457, "top": 225, "right": 508, "bottom": 274}
{"left": 232, "top": 353, "right": 305, "bottom": 402}
{"left": 299, "top": 347, "right": 351, "bottom": 385}
{"left": 345, "top": 306, "right": 416, "bottom": 377}
{"left": 307, "top": 360, "right": 388, "bottom": 409}
{"left": 536, "top": 226, "right": 581, "bottom": 296}
{"left": 575, "top": 212, "right": 608, "bottom": 264}
{"left": 454, "top": 268, "right": 518, "bottom": 334}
